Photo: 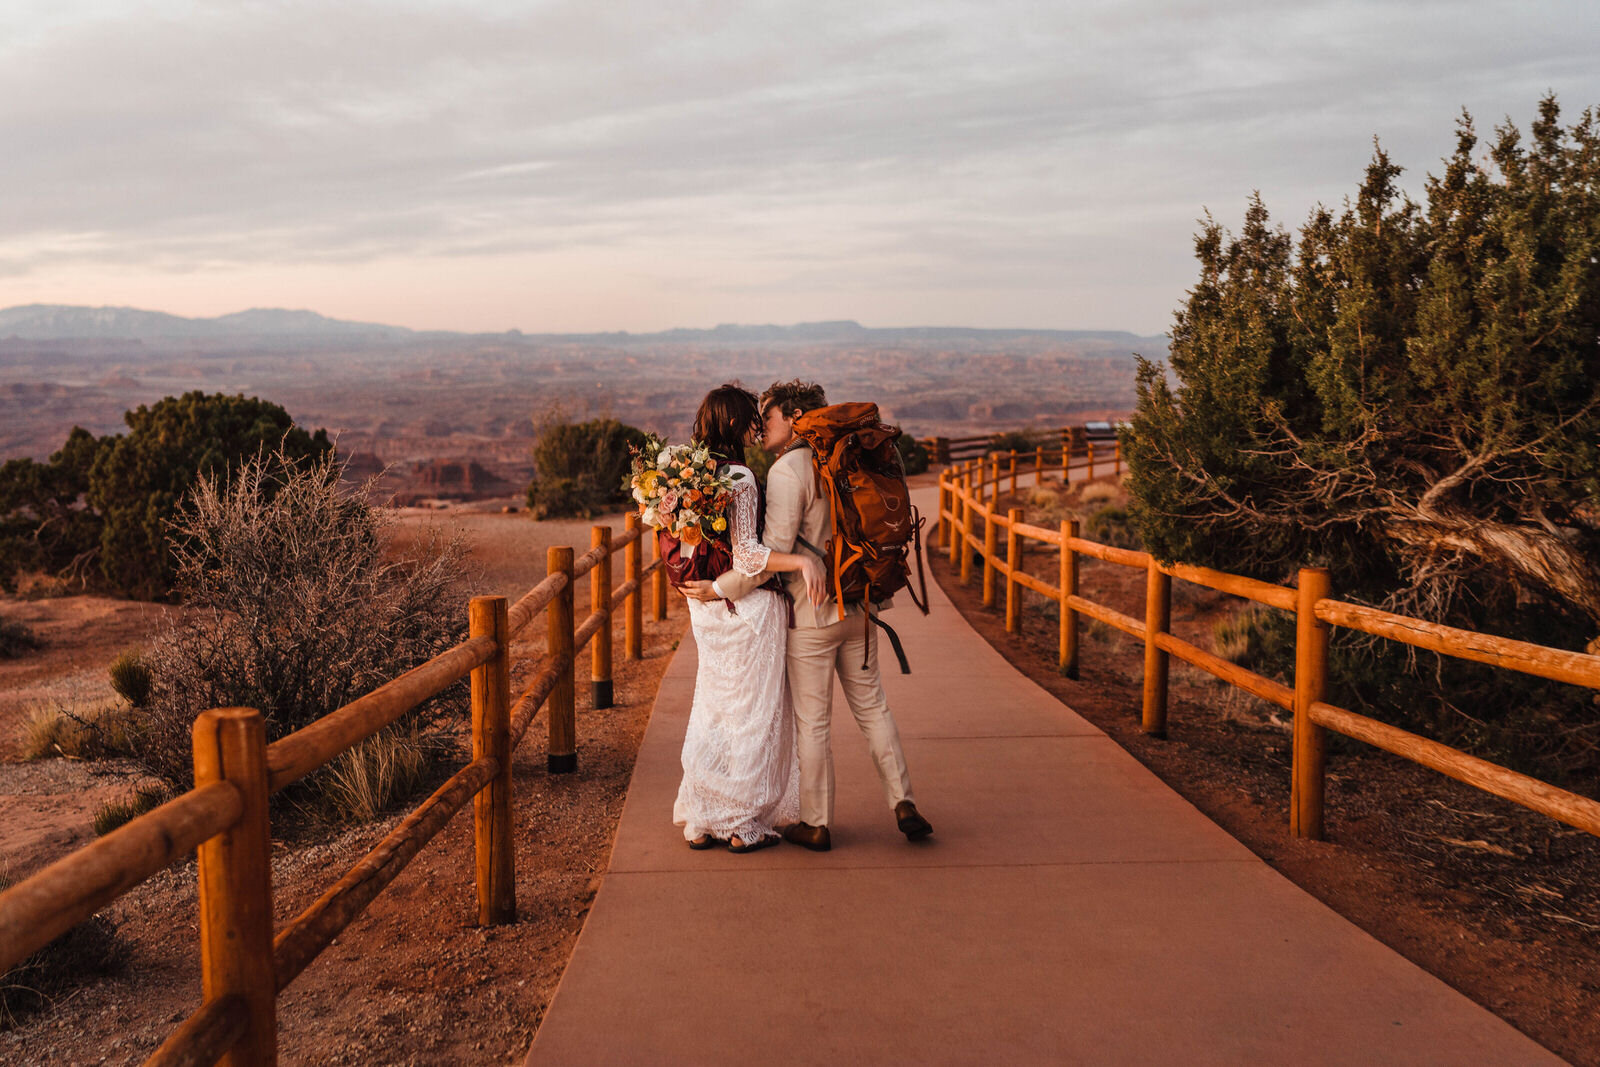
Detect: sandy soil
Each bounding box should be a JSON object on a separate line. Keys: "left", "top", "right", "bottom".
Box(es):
{"left": 934, "top": 475, "right": 1600, "bottom": 1066}
{"left": 2, "top": 505, "right": 688, "bottom": 1064}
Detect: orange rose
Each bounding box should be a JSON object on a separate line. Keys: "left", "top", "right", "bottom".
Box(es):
{"left": 687, "top": 489, "right": 704, "bottom": 505}
{"left": 679, "top": 523, "right": 703, "bottom": 547}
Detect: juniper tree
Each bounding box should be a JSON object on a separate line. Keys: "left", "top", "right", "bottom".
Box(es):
{"left": 1128, "top": 97, "right": 1600, "bottom": 648}
{"left": 1125, "top": 98, "right": 1600, "bottom": 769}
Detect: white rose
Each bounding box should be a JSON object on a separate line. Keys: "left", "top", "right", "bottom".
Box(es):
{"left": 657, "top": 449, "right": 672, "bottom": 466}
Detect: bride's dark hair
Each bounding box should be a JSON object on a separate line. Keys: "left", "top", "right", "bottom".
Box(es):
{"left": 694, "top": 383, "right": 760, "bottom": 465}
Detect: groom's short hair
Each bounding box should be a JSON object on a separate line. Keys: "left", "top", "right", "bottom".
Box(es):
{"left": 760, "top": 379, "right": 827, "bottom": 418}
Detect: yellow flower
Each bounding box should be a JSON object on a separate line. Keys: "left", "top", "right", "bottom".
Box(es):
{"left": 712, "top": 517, "right": 727, "bottom": 532}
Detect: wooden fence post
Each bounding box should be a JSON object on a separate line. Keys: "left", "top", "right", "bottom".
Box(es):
{"left": 591, "top": 525, "right": 614, "bottom": 709}
{"left": 1034, "top": 445, "right": 1044, "bottom": 487}
{"left": 469, "top": 595, "right": 515, "bottom": 924}
{"left": 1141, "top": 559, "right": 1171, "bottom": 737}
{"left": 990, "top": 455, "right": 1001, "bottom": 504}
{"left": 1086, "top": 441, "right": 1097, "bottom": 481}
{"left": 1113, "top": 438, "right": 1122, "bottom": 477}
{"left": 1008, "top": 450, "right": 1018, "bottom": 495}
{"left": 936, "top": 436, "right": 950, "bottom": 463}
{"left": 937, "top": 478, "right": 949, "bottom": 552}
{"left": 982, "top": 505, "right": 998, "bottom": 607}
{"left": 192, "top": 707, "right": 276, "bottom": 1067}
{"left": 1005, "top": 507, "right": 1022, "bottom": 633}
{"left": 625, "top": 514, "right": 643, "bottom": 660}
{"left": 940, "top": 476, "right": 953, "bottom": 559}
{"left": 1293, "top": 567, "right": 1332, "bottom": 840}
{"left": 959, "top": 482, "right": 974, "bottom": 586}
{"left": 651, "top": 527, "right": 667, "bottom": 621}
{"left": 1060, "top": 519, "right": 1079, "bottom": 678}
{"left": 1061, "top": 440, "right": 1070, "bottom": 479}
{"left": 548, "top": 546, "right": 577, "bottom": 773}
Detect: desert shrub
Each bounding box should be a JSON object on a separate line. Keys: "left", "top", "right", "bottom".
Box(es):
{"left": 92, "top": 783, "right": 172, "bottom": 837}
{"left": 526, "top": 418, "right": 647, "bottom": 519}
{"left": 1079, "top": 481, "right": 1119, "bottom": 506}
{"left": 107, "top": 649, "right": 152, "bottom": 707}
{"left": 0, "top": 616, "right": 41, "bottom": 658}
{"left": 91, "top": 392, "right": 332, "bottom": 597}
{"left": 895, "top": 433, "right": 929, "bottom": 476}
{"left": 133, "top": 447, "right": 467, "bottom": 798}
{"left": 0, "top": 866, "right": 124, "bottom": 1029}
{"left": 1, "top": 395, "right": 329, "bottom": 599}
{"left": 22, "top": 698, "right": 134, "bottom": 760}
{"left": 1086, "top": 506, "right": 1139, "bottom": 549}
{"left": 0, "top": 427, "right": 106, "bottom": 594}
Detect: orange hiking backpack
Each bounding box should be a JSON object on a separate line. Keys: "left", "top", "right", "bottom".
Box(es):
{"left": 789, "top": 402, "right": 929, "bottom": 673}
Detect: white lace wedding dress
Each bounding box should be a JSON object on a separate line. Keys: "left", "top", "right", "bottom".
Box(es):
{"left": 673, "top": 464, "right": 800, "bottom": 845}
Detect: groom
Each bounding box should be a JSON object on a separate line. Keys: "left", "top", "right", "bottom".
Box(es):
{"left": 684, "top": 379, "right": 932, "bottom": 851}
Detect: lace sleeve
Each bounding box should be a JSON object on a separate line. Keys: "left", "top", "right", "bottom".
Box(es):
{"left": 727, "top": 472, "right": 771, "bottom": 577}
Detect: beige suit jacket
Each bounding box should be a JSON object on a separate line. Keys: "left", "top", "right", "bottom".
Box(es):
{"left": 716, "top": 444, "right": 891, "bottom": 628}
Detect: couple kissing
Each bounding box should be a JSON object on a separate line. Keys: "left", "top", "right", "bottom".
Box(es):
{"left": 659, "top": 379, "right": 932, "bottom": 854}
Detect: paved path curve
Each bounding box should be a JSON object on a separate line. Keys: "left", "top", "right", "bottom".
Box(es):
{"left": 527, "top": 490, "right": 1559, "bottom": 1065}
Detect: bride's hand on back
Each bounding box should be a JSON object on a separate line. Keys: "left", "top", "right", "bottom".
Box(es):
{"left": 799, "top": 555, "right": 827, "bottom": 605}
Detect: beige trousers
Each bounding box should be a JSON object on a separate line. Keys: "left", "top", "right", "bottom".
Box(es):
{"left": 786, "top": 614, "right": 915, "bottom": 827}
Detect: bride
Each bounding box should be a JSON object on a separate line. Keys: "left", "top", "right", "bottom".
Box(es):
{"left": 672, "top": 384, "right": 825, "bottom": 853}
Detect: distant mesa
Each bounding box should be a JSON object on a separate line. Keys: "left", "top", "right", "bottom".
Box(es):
{"left": 0, "top": 303, "right": 1164, "bottom": 348}
{"left": 97, "top": 374, "right": 140, "bottom": 390}
{"left": 413, "top": 459, "right": 506, "bottom": 492}
{"left": 341, "top": 451, "right": 386, "bottom": 479}
{"left": 0, "top": 303, "right": 411, "bottom": 342}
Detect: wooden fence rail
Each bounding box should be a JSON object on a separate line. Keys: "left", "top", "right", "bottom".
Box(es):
{"left": 0, "top": 517, "right": 670, "bottom": 1066}
{"left": 938, "top": 459, "right": 1600, "bottom": 847}
{"left": 919, "top": 428, "right": 1122, "bottom": 467}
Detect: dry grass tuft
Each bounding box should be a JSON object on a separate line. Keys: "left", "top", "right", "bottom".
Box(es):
{"left": 22, "top": 697, "right": 134, "bottom": 761}
{"left": 315, "top": 728, "right": 432, "bottom": 823}
{"left": 107, "top": 649, "right": 152, "bottom": 707}
{"left": 92, "top": 783, "right": 173, "bottom": 837}
{"left": 1079, "top": 481, "right": 1120, "bottom": 506}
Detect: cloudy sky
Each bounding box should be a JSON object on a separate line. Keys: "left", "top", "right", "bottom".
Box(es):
{"left": 4, "top": 0, "right": 1597, "bottom": 334}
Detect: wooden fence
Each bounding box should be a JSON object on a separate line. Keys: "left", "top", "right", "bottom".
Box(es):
{"left": 919, "top": 425, "right": 1120, "bottom": 466}
{"left": 0, "top": 514, "right": 672, "bottom": 1066}
{"left": 938, "top": 454, "right": 1600, "bottom": 844}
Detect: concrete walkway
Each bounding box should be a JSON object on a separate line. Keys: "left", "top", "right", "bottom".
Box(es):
{"left": 526, "top": 490, "right": 1559, "bottom": 1065}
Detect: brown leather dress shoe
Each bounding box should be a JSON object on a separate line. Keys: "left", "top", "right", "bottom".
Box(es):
{"left": 895, "top": 801, "right": 933, "bottom": 840}
{"left": 781, "top": 822, "right": 832, "bottom": 851}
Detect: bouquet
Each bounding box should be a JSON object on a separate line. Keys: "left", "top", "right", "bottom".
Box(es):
{"left": 627, "top": 436, "right": 746, "bottom": 586}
